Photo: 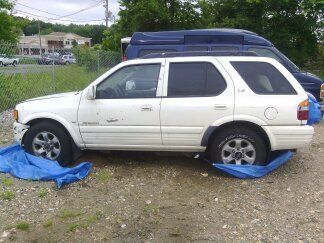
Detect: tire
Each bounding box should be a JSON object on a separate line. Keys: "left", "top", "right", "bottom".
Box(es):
{"left": 24, "top": 122, "right": 72, "bottom": 166}
{"left": 12, "top": 61, "right": 17, "bottom": 67}
{"left": 209, "top": 127, "right": 267, "bottom": 165}
{"left": 0, "top": 62, "right": 3, "bottom": 67}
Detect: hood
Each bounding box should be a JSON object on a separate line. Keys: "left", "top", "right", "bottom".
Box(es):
{"left": 25, "top": 92, "right": 80, "bottom": 102}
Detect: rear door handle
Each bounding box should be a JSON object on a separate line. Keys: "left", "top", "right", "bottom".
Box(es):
{"left": 141, "top": 105, "right": 153, "bottom": 111}
{"left": 214, "top": 104, "right": 227, "bottom": 110}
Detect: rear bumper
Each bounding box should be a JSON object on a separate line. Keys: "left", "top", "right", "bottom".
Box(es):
{"left": 262, "top": 125, "right": 314, "bottom": 151}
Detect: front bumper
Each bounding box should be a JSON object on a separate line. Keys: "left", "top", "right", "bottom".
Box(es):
{"left": 262, "top": 125, "right": 314, "bottom": 151}
{"left": 13, "top": 122, "right": 29, "bottom": 145}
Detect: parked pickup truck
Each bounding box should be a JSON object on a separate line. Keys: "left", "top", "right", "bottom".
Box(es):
{"left": 13, "top": 52, "right": 314, "bottom": 166}
{"left": 0, "top": 54, "right": 19, "bottom": 67}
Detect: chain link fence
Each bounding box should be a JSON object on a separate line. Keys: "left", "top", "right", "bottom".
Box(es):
{"left": 0, "top": 41, "right": 121, "bottom": 112}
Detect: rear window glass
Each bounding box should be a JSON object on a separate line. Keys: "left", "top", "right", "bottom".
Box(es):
{"left": 231, "top": 61, "right": 297, "bottom": 95}
{"left": 185, "top": 46, "right": 208, "bottom": 52}
{"left": 248, "top": 47, "right": 282, "bottom": 63}
{"left": 211, "top": 46, "right": 239, "bottom": 51}
{"left": 138, "top": 49, "right": 176, "bottom": 57}
{"left": 185, "top": 35, "right": 243, "bottom": 44}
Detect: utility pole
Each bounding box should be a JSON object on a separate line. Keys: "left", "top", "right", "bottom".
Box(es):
{"left": 104, "top": 0, "right": 109, "bottom": 29}
{"left": 38, "top": 21, "right": 43, "bottom": 55}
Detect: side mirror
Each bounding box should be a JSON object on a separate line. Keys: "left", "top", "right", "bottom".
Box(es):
{"left": 87, "top": 86, "right": 96, "bottom": 100}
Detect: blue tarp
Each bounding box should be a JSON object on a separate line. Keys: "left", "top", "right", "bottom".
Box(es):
{"left": 307, "top": 96, "right": 322, "bottom": 125}
{"left": 209, "top": 151, "right": 293, "bottom": 179}
{"left": 0, "top": 144, "right": 92, "bottom": 188}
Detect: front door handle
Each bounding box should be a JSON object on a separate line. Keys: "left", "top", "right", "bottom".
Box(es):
{"left": 214, "top": 104, "right": 227, "bottom": 110}
{"left": 141, "top": 105, "right": 153, "bottom": 111}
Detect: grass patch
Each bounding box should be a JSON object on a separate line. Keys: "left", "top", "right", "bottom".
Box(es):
{"left": 0, "top": 190, "right": 14, "bottom": 200}
{"left": 96, "top": 170, "right": 111, "bottom": 183}
{"left": 38, "top": 188, "right": 47, "bottom": 198}
{"left": 68, "top": 223, "right": 79, "bottom": 232}
{"left": 83, "top": 211, "right": 104, "bottom": 228}
{"left": 0, "top": 65, "right": 108, "bottom": 111}
{"left": 1, "top": 177, "right": 13, "bottom": 186}
{"left": 143, "top": 204, "right": 159, "bottom": 216}
{"left": 16, "top": 221, "right": 29, "bottom": 231}
{"left": 43, "top": 220, "right": 53, "bottom": 228}
{"left": 59, "top": 209, "right": 83, "bottom": 219}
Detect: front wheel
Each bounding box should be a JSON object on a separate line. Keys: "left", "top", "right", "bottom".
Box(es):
{"left": 24, "top": 122, "right": 72, "bottom": 166}
{"left": 12, "top": 61, "right": 17, "bottom": 67}
{"left": 209, "top": 127, "right": 267, "bottom": 165}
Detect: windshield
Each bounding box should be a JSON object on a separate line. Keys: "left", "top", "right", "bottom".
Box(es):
{"left": 274, "top": 48, "right": 300, "bottom": 72}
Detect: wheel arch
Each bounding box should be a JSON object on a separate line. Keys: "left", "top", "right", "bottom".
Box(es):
{"left": 22, "top": 116, "right": 81, "bottom": 148}
{"left": 202, "top": 121, "right": 271, "bottom": 153}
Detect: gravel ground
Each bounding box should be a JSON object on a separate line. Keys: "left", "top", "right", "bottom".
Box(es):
{"left": 0, "top": 109, "right": 323, "bottom": 242}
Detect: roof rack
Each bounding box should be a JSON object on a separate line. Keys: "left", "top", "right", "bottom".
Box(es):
{"left": 140, "top": 51, "right": 259, "bottom": 59}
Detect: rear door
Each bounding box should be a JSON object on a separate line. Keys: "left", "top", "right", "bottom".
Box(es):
{"left": 160, "top": 57, "right": 235, "bottom": 147}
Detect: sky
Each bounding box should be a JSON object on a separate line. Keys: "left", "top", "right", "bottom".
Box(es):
{"left": 13, "top": 0, "right": 120, "bottom": 26}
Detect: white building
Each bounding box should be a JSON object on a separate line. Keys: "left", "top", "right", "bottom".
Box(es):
{"left": 18, "top": 32, "right": 92, "bottom": 55}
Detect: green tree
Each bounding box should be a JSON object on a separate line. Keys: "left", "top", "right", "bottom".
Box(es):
{"left": 102, "top": 0, "right": 201, "bottom": 52}
{"left": 0, "top": 0, "right": 20, "bottom": 42}
{"left": 198, "top": 0, "right": 323, "bottom": 65}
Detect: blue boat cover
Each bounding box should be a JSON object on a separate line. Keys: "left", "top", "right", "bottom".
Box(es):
{"left": 307, "top": 96, "right": 322, "bottom": 125}
{"left": 207, "top": 151, "right": 293, "bottom": 179}
{"left": 0, "top": 144, "right": 92, "bottom": 188}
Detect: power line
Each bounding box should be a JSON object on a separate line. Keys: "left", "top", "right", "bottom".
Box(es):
{"left": 15, "top": 3, "right": 103, "bottom": 21}
{"left": 52, "top": 0, "right": 103, "bottom": 20}
{"left": 16, "top": 2, "right": 61, "bottom": 17}
{"left": 15, "top": 9, "right": 105, "bottom": 23}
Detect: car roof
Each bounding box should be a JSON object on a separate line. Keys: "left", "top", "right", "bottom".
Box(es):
{"left": 121, "top": 55, "right": 278, "bottom": 66}
{"left": 130, "top": 28, "right": 273, "bottom": 47}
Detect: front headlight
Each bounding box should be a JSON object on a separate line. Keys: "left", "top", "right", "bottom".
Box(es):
{"left": 13, "top": 109, "right": 18, "bottom": 122}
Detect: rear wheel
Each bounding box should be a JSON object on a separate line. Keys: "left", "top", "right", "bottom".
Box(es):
{"left": 24, "top": 122, "right": 72, "bottom": 166}
{"left": 0, "top": 62, "right": 3, "bottom": 67}
{"left": 209, "top": 127, "right": 267, "bottom": 165}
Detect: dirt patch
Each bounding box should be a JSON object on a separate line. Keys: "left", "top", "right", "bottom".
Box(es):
{"left": 0, "top": 113, "right": 323, "bottom": 242}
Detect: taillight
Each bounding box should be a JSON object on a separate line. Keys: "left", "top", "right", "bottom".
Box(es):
{"left": 122, "top": 55, "right": 127, "bottom": 62}
{"left": 297, "top": 99, "right": 309, "bottom": 121}
{"left": 320, "top": 84, "right": 324, "bottom": 99}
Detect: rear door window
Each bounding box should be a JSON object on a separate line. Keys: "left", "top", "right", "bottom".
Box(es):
{"left": 231, "top": 61, "right": 297, "bottom": 95}
{"left": 167, "top": 62, "right": 227, "bottom": 97}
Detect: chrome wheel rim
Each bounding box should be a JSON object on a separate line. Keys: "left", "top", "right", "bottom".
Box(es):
{"left": 221, "top": 138, "right": 256, "bottom": 165}
{"left": 32, "top": 131, "right": 61, "bottom": 160}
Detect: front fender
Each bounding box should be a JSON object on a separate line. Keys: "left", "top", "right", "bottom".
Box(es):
{"left": 22, "top": 112, "right": 84, "bottom": 147}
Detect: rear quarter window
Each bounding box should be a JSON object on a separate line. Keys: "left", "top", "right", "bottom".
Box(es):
{"left": 231, "top": 61, "right": 297, "bottom": 95}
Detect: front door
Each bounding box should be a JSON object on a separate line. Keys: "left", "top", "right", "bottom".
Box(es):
{"left": 78, "top": 61, "right": 164, "bottom": 149}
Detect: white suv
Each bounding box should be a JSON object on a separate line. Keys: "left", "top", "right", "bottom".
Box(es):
{"left": 13, "top": 54, "right": 314, "bottom": 166}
